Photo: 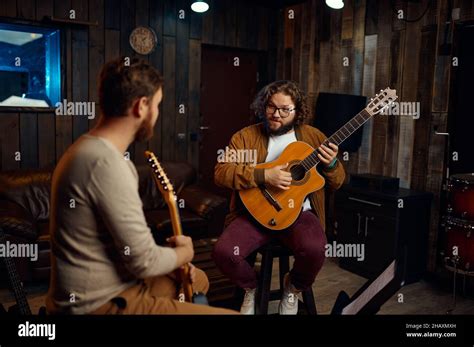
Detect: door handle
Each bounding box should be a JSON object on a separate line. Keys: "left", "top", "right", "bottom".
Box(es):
{"left": 364, "top": 216, "right": 374, "bottom": 237}
{"left": 199, "top": 126, "right": 210, "bottom": 130}
{"left": 357, "top": 213, "right": 362, "bottom": 235}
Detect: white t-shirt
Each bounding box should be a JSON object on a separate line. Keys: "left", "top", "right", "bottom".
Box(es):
{"left": 265, "top": 130, "right": 312, "bottom": 211}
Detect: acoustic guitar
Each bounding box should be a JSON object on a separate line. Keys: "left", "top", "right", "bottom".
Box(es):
{"left": 145, "top": 151, "right": 208, "bottom": 305}
{"left": 239, "top": 87, "right": 398, "bottom": 231}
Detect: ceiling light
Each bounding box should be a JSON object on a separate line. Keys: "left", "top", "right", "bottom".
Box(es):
{"left": 191, "top": 1, "right": 209, "bottom": 13}
{"left": 326, "top": 0, "right": 344, "bottom": 9}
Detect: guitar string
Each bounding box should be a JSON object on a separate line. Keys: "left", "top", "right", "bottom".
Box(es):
{"left": 300, "top": 109, "right": 372, "bottom": 172}
{"left": 0, "top": 233, "right": 30, "bottom": 313}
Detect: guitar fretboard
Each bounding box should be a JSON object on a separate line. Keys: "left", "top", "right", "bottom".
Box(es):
{"left": 0, "top": 231, "right": 32, "bottom": 315}
{"left": 301, "top": 108, "right": 373, "bottom": 171}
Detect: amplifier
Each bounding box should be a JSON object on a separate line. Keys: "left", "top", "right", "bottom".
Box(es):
{"left": 349, "top": 173, "right": 399, "bottom": 191}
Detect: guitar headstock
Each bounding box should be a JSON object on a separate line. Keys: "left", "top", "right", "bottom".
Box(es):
{"left": 145, "top": 151, "right": 177, "bottom": 205}
{"left": 366, "top": 87, "right": 398, "bottom": 116}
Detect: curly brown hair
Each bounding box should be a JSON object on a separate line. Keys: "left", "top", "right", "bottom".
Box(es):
{"left": 250, "top": 80, "right": 310, "bottom": 126}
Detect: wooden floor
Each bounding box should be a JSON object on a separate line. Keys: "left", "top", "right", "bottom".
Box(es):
{"left": 2, "top": 255, "right": 474, "bottom": 315}
{"left": 266, "top": 258, "right": 474, "bottom": 315}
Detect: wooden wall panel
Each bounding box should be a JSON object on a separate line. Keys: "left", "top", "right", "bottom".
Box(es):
{"left": 188, "top": 39, "right": 201, "bottom": 171}
{"left": 88, "top": 0, "right": 104, "bottom": 131}
{"left": 162, "top": 36, "right": 176, "bottom": 162}
{"left": 0, "top": 114, "right": 20, "bottom": 170}
{"left": 370, "top": 0, "right": 391, "bottom": 175}
{"left": 120, "top": 0, "right": 136, "bottom": 160}
{"left": 133, "top": 0, "right": 150, "bottom": 165}
{"left": 212, "top": 0, "right": 225, "bottom": 46}
{"left": 36, "top": 0, "right": 56, "bottom": 172}
{"left": 71, "top": 0, "right": 89, "bottom": 142}
{"left": 201, "top": 0, "right": 213, "bottom": 44}
{"left": 20, "top": 113, "right": 38, "bottom": 169}
{"left": 16, "top": 0, "right": 38, "bottom": 169}
{"left": 291, "top": 5, "right": 302, "bottom": 83}
{"left": 410, "top": 27, "right": 437, "bottom": 191}
{"left": 357, "top": 34, "right": 377, "bottom": 173}
{"left": 55, "top": 0, "right": 73, "bottom": 163}
{"left": 396, "top": 2, "right": 423, "bottom": 188}
{"left": 175, "top": 0, "right": 189, "bottom": 163}
{"left": 149, "top": 0, "right": 164, "bottom": 158}
{"left": 223, "top": 0, "right": 237, "bottom": 47}
{"left": 383, "top": 29, "right": 404, "bottom": 178}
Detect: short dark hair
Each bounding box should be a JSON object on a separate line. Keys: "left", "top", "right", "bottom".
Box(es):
{"left": 98, "top": 57, "right": 163, "bottom": 118}
{"left": 250, "top": 80, "right": 310, "bottom": 126}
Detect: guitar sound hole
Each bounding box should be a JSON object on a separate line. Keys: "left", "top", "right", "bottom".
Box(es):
{"left": 290, "top": 164, "right": 306, "bottom": 181}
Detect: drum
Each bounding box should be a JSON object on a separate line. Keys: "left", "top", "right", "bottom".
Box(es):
{"left": 445, "top": 216, "right": 474, "bottom": 270}
{"left": 447, "top": 173, "right": 474, "bottom": 220}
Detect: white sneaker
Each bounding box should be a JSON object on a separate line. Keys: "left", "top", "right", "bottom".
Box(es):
{"left": 240, "top": 288, "right": 256, "bottom": 315}
{"left": 279, "top": 273, "right": 299, "bottom": 315}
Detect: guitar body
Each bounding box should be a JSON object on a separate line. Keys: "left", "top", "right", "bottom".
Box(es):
{"left": 239, "top": 87, "right": 399, "bottom": 231}
{"left": 239, "top": 141, "right": 325, "bottom": 230}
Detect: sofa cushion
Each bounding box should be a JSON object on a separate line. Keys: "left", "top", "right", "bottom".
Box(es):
{"left": 0, "top": 169, "right": 52, "bottom": 222}
{"left": 137, "top": 162, "right": 197, "bottom": 211}
{"left": 0, "top": 200, "right": 37, "bottom": 241}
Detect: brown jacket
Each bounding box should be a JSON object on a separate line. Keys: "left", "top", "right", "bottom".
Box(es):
{"left": 214, "top": 123, "right": 346, "bottom": 231}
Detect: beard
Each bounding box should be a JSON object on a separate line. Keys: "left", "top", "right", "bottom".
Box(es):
{"left": 263, "top": 117, "right": 296, "bottom": 136}
{"left": 135, "top": 112, "right": 154, "bottom": 142}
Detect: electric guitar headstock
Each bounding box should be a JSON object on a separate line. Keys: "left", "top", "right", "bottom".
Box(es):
{"left": 365, "top": 87, "right": 398, "bottom": 116}
{"left": 145, "top": 151, "right": 177, "bottom": 208}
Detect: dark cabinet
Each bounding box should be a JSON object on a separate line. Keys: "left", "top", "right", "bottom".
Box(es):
{"left": 334, "top": 184, "right": 432, "bottom": 284}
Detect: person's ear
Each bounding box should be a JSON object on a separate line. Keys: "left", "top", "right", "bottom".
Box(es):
{"left": 133, "top": 96, "right": 148, "bottom": 119}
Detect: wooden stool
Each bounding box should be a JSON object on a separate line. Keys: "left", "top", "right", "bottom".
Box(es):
{"left": 254, "top": 240, "right": 318, "bottom": 315}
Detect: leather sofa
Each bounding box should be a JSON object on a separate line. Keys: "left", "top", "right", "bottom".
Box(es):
{"left": 0, "top": 162, "right": 228, "bottom": 283}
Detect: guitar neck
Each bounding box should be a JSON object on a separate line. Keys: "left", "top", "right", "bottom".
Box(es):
{"left": 301, "top": 108, "right": 373, "bottom": 169}
{"left": 145, "top": 151, "right": 195, "bottom": 302}
{"left": 168, "top": 200, "right": 184, "bottom": 237}
{"left": 0, "top": 232, "right": 32, "bottom": 315}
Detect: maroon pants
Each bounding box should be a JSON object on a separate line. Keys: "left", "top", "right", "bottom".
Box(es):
{"left": 212, "top": 211, "right": 327, "bottom": 291}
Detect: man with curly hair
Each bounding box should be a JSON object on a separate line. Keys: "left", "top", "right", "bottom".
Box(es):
{"left": 213, "top": 80, "right": 346, "bottom": 314}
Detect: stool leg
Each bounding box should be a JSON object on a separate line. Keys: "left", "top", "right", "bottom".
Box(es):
{"left": 302, "top": 288, "right": 317, "bottom": 315}
{"left": 256, "top": 250, "right": 273, "bottom": 315}
{"left": 279, "top": 255, "right": 290, "bottom": 295}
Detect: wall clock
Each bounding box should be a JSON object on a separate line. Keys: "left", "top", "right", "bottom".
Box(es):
{"left": 129, "top": 26, "right": 157, "bottom": 55}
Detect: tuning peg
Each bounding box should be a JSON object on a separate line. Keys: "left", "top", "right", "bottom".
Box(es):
{"left": 164, "top": 186, "right": 168, "bottom": 190}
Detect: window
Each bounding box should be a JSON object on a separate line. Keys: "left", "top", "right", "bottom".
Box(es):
{"left": 0, "top": 22, "right": 61, "bottom": 109}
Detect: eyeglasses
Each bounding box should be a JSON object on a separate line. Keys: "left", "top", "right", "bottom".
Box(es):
{"left": 265, "top": 104, "right": 296, "bottom": 118}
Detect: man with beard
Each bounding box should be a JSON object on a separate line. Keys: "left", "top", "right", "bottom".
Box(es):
{"left": 213, "top": 80, "right": 346, "bottom": 314}
{"left": 46, "top": 57, "right": 235, "bottom": 314}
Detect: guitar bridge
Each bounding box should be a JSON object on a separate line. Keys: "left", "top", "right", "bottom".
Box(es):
{"left": 259, "top": 186, "right": 282, "bottom": 212}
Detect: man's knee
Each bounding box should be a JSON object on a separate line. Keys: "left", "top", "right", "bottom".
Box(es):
{"left": 212, "top": 239, "right": 242, "bottom": 266}
{"left": 294, "top": 240, "right": 326, "bottom": 265}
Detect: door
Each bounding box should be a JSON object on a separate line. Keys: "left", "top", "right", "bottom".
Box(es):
{"left": 199, "top": 45, "right": 266, "bottom": 196}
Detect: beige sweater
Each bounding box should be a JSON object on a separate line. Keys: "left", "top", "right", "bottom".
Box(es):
{"left": 46, "top": 135, "right": 177, "bottom": 314}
